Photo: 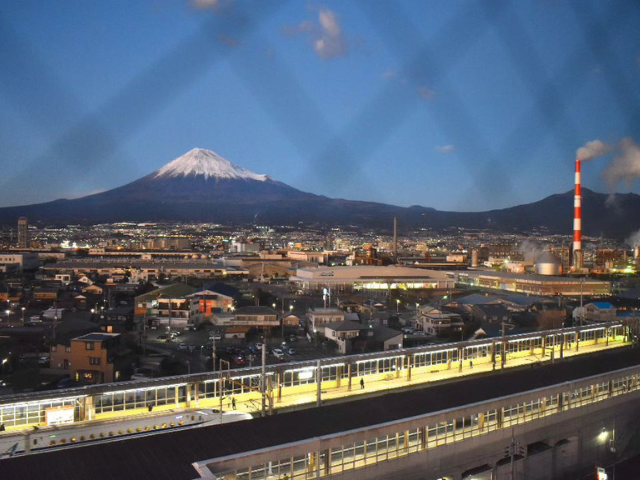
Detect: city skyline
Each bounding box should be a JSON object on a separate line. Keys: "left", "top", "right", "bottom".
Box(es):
{"left": 1, "top": 1, "right": 639, "bottom": 213}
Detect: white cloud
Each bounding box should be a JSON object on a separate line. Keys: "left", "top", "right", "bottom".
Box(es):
{"left": 284, "top": 9, "right": 348, "bottom": 60}
{"left": 436, "top": 145, "right": 455, "bottom": 153}
{"left": 190, "top": 0, "right": 221, "bottom": 9}
{"left": 314, "top": 10, "right": 348, "bottom": 59}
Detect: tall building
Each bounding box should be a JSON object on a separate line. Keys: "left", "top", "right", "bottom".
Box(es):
{"left": 17, "top": 216, "right": 29, "bottom": 248}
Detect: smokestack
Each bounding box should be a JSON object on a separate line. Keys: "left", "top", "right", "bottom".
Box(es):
{"left": 393, "top": 217, "right": 398, "bottom": 264}
{"left": 572, "top": 159, "right": 583, "bottom": 270}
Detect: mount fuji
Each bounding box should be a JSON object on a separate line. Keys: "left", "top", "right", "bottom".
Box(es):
{"left": 0, "top": 147, "right": 639, "bottom": 238}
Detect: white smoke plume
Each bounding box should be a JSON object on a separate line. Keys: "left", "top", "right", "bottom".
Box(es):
{"left": 625, "top": 228, "right": 640, "bottom": 248}
{"left": 518, "top": 240, "right": 545, "bottom": 262}
{"left": 602, "top": 137, "right": 640, "bottom": 189}
{"left": 576, "top": 139, "right": 611, "bottom": 161}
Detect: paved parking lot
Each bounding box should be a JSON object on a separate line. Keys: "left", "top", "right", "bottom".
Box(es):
{"left": 144, "top": 324, "right": 340, "bottom": 373}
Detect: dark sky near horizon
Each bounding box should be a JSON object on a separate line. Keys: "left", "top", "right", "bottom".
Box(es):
{"left": 1, "top": 0, "right": 640, "bottom": 212}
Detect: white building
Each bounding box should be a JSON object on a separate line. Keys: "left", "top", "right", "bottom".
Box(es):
{"left": 0, "top": 252, "right": 39, "bottom": 271}
{"left": 291, "top": 266, "right": 454, "bottom": 292}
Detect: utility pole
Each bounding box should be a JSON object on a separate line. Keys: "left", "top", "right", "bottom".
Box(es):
{"left": 501, "top": 322, "right": 507, "bottom": 370}
{"left": 52, "top": 300, "right": 58, "bottom": 342}
{"left": 261, "top": 336, "right": 267, "bottom": 417}
{"left": 504, "top": 430, "right": 523, "bottom": 480}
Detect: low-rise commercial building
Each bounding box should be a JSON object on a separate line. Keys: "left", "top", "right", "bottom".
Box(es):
{"left": 451, "top": 270, "right": 611, "bottom": 296}
{"left": 292, "top": 266, "right": 453, "bottom": 292}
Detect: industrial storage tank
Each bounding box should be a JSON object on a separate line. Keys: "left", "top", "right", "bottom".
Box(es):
{"left": 535, "top": 251, "right": 562, "bottom": 276}
{"left": 471, "top": 249, "right": 479, "bottom": 267}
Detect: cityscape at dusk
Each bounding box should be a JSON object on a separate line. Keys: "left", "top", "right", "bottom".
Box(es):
{"left": 1, "top": 2, "right": 640, "bottom": 480}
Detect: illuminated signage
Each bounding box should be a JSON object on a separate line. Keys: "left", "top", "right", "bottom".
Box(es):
{"left": 45, "top": 405, "right": 75, "bottom": 426}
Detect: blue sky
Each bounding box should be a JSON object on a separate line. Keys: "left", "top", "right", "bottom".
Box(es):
{"left": 1, "top": 0, "right": 639, "bottom": 212}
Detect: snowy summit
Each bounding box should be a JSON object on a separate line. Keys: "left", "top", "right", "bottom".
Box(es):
{"left": 154, "top": 148, "right": 269, "bottom": 181}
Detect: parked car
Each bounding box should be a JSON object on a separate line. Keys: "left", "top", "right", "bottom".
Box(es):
{"left": 233, "top": 356, "right": 246, "bottom": 366}
{"left": 271, "top": 348, "right": 284, "bottom": 359}
{"left": 286, "top": 348, "right": 296, "bottom": 356}
{"left": 38, "top": 356, "right": 50, "bottom": 366}
{"left": 177, "top": 343, "right": 189, "bottom": 351}
{"left": 288, "top": 335, "right": 298, "bottom": 342}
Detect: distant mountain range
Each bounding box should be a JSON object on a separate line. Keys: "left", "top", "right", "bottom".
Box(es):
{"left": 1, "top": 148, "right": 639, "bottom": 239}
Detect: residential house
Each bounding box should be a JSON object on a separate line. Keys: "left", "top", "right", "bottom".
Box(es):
{"left": 50, "top": 332, "right": 130, "bottom": 384}
{"left": 308, "top": 308, "right": 345, "bottom": 336}
{"left": 470, "top": 304, "right": 512, "bottom": 327}
{"left": 325, "top": 320, "right": 367, "bottom": 354}
{"left": 415, "top": 306, "right": 464, "bottom": 337}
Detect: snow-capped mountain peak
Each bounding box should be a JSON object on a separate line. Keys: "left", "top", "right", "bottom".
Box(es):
{"left": 154, "top": 148, "right": 269, "bottom": 181}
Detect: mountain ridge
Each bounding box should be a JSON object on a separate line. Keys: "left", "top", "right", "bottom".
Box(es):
{"left": 0, "top": 148, "right": 638, "bottom": 239}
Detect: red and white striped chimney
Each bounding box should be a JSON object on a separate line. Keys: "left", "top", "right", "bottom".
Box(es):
{"left": 573, "top": 158, "right": 583, "bottom": 270}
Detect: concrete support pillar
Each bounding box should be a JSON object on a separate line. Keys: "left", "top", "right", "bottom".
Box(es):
{"left": 490, "top": 341, "right": 496, "bottom": 371}
{"left": 185, "top": 383, "right": 192, "bottom": 408}
{"left": 316, "top": 360, "right": 322, "bottom": 407}
{"left": 348, "top": 363, "right": 352, "bottom": 391}
{"left": 407, "top": 355, "right": 412, "bottom": 382}
{"left": 497, "top": 408, "right": 503, "bottom": 429}
{"left": 336, "top": 366, "right": 342, "bottom": 388}
{"left": 608, "top": 380, "right": 613, "bottom": 397}
{"left": 575, "top": 330, "right": 580, "bottom": 352}
{"left": 194, "top": 382, "right": 200, "bottom": 407}
{"left": 79, "top": 396, "right": 95, "bottom": 421}
{"left": 606, "top": 328, "right": 610, "bottom": 346}
{"left": 308, "top": 452, "right": 316, "bottom": 473}
{"left": 277, "top": 373, "right": 282, "bottom": 403}
{"left": 395, "top": 358, "right": 401, "bottom": 379}
{"left": 458, "top": 347, "right": 463, "bottom": 373}
{"left": 542, "top": 336, "right": 547, "bottom": 357}
{"left": 174, "top": 386, "right": 180, "bottom": 408}
{"left": 420, "top": 426, "right": 427, "bottom": 450}
{"left": 404, "top": 430, "right": 409, "bottom": 449}
{"left": 324, "top": 449, "right": 331, "bottom": 475}
{"left": 530, "top": 339, "right": 534, "bottom": 355}
{"left": 447, "top": 350, "right": 452, "bottom": 370}
{"left": 478, "top": 412, "right": 485, "bottom": 429}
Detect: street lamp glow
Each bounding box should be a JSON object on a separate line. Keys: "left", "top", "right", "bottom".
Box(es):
{"left": 396, "top": 299, "right": 400, "bottom": 313}
{"left": 598, "top": 429, "right": 609, "bottom": 442}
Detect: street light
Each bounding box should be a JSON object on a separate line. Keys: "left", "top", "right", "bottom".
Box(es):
{"left": 21, "top": 307, "right": 25, "bottom": 325}
{"left": 1, "top": 358, "right": 7, "bottom": 376}
{"left": 396, "top": 299, "right": 400, "bottom": 314}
